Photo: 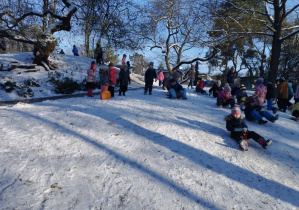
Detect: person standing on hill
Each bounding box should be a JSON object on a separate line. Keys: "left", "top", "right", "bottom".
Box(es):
{"left": 265, "top": 82, "right": 278, "bottom": 113}
{"left": 157, "top": 68, "right": 164, "bottom": 87}
{"left": 188, "top": 64, "right": 195, "bottom": 89}
{"left": 72, "top": 45, "right": 79, "bottom": 56}
{"left": 144, "top": 62, "right": 157, "bottom": 95}
{"left": 227, "top": 67, "right": 237, "bottom": 90}
{"left": 99, "top": 65, "right": 109, "bottom": 99}
{"left": 86, "top": 61, "right": 97, "bottom": 97}
{"left": 277, "top": 78, "right": 289, "bottom": 112}
{"left": 118, "top": 64, "right": 130, "bottom": 96}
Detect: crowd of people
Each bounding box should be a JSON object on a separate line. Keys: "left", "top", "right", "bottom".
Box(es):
{"left": 86, "top": 60, "right": 299, "bottom": 150}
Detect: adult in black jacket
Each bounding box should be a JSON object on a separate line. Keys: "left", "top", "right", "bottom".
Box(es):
{"left": 227, "top": 67, "right": 237, "bottom": 87}
{"left": 144, "top": 62, "right": 157, "bottom": 95}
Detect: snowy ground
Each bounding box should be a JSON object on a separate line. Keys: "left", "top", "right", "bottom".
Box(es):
{"left": 0, "top": 53, "right": 298, "bottom": 209}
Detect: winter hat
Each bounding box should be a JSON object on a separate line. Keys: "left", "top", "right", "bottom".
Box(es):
{"left": 234, "top": 81, "right": 240, "bottom": 87}
{"left": 247, "top": 96, "right": 256, "bottom": 104}
{"left": 255, "top": 78, "right": 264, "bottom": 85}
{"left": 108, "top": 62, "right": 114, "bottom": 67}
{"left": 231, "top": 105, "right": 241, "bottom": 116}
{"left": 216, "top": 80, "right": 221, "bottom": 85}
{"left": 240, "top": 86, "right": 246, "bottom": 91}
{"left": 149, "top": 62, "right": 154, "bottom": 67}
{"left": 224, "top": 83, "right": 231, "bottom": 92}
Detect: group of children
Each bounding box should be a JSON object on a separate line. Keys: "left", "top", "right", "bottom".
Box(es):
{"left": 86, "top": 60, "right": 130, "bottom": 99}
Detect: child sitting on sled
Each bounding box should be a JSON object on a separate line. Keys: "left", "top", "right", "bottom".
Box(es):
{"left": 225, "top": 105, "right": 272, "bottom": 151}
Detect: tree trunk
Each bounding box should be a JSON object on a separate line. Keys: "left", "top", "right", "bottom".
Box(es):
{"left": 33, "top": 37, "right": 57, "bottom": 70}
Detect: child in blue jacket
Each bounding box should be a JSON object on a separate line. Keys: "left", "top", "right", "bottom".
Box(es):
{"left": 168, "top": 79, "right": 187, "bottom": 99}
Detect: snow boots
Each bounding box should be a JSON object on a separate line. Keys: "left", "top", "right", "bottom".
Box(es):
{"left": 258, "top": 119, "right": 268, "bottom": 124}
{"left": 258, "top": 138, "right": 272, "bottom": 149}
{"left": 270, "top": 115, "right": 279, "bottom": 123}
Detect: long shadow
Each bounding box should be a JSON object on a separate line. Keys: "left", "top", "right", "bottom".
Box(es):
{"left": 6, "top": 109, "right": 220, "bottom": 209}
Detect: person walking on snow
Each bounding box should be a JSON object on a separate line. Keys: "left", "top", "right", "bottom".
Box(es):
{"left": 86, "top": 61, "right": 97, "bottom": 97}
{"left": 144, "top": 62, "right": 157, "bottom": 95}
{"left": 225, "top": 105, "right": 272, "bottom": 151}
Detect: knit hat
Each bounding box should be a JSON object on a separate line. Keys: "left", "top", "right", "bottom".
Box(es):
{"left": 255, "top": 78, "right": 264, "bottom": 85}
{"left": 108, "top": 62, "right": 114, "bottom": 67}
{"left": 231, "top": 105, "right": 241, "bottom": 116}
{"left": 240, "top": 86, "right": 246, "bottom": 91}
{"left": 247, "top": 96, "right": 256, "bottom": 104}
{"left": 149, "top": 62, "right": 154, "bottom": 67}
{"left": 216, "top": 80, "right": 221, "bottom": 85}
{"left": 224, "top": 83, "right": 231, "bottom": 92}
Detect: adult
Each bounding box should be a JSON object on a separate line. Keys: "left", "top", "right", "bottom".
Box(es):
{"left": 72, "top": 45, "right": 79, "bottom": 56}
{"left": 227, "top": 67, "right": 237, "bottom": 90}
{"left": 108, "top": 62, "right": 118, "bottom": 97}
{"left": 277, "top": 78, "right": 289, "bottom": 112}
{"left": 188, "top": 64, "right": 195, "bottom": 89}
{"left": 144, "top": 62, "right": 157, "bottom": 95}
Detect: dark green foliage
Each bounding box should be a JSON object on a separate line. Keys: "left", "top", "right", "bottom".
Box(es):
{"left": 53, "top": 77, "right": 82, "bottom": 94}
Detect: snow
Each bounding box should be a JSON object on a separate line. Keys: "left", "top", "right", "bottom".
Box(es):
{"left": 0, "top": 52, "right": 298, "bottom": 209}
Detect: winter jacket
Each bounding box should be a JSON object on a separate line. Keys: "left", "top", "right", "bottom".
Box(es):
{"left": 119, "top": 69, "right": 130, "bottom": 86}
{"left": 86, "top": 68, "right": 96, "bottom": 82}
{"left": 244, "top": 102, "right": 263, "bottom": 119}
{"left": 288, "top": 82, "right": 294, "bottom": 97}
{"left": 168, "top": 82, "right": 184, "bottom": 93}
{"left": 196, "top": 80, "right": 205, "bottom": 90}
{"left": 225, "top": 115, "right": 248, "bottom": 134}
{"left": 252, "top": 84, "right": 267, "bottom": 105}
{"left": 72, "top": 46, "right": 78, "bottom": 55}
{"left": 277, "top": 81, "right": 289, "bottom": 99}
{"left": 188, "top": 69, "right": 195, "bottom": 80}
{"left": 266, "top": 82, "right": 276, "bottom": 99}
{"left": 227, "top": 70, "right": 237, "bottom": 84}
{"left": 99, "top": 69, "right": 109, "bottom": 86}
{"left": 144, "top": 68, "right": 157, "bottom": 84}
{"left": 157, "top": 71, "right": 164, "bottom": 82}
{"left": 236, "top": 91, "right": 248, "bottom": 103}
{"left": 218, "top": 90, "right": 232, "bottom": 104}
{"left": 231, "top": 86, "right": 240, "bottom": 96}
{"left": 291, "top": 102, "right": 299, "bottom": 116}
{"left": 209, "top": 83, "right": 222, "bottom": 97}
{"left": 109, "top": 67, "right": 118, "bottom": 86}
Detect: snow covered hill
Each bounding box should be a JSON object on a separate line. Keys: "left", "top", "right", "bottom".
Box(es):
{"left": 0, "top": 52, "right": 298, "bottom": 209}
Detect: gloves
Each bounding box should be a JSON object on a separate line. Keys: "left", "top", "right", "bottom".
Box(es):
{"left": 234, "top": 128, "right": 243, "bottom": 132}
{"left": 243, "top": 127, "right": 248, "bottom": 132}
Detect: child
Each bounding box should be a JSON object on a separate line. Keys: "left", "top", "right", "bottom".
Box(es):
{"left": 225, "top": 105, "right": 272, "bottom": 151}
{"left": 168, "top": 79, "right": 187, "bottom": 99}
{"left": 195, "top": 77, "right": 207, "bottom": 94}
{"left": 252, "top": 78, "right": 267, "bottom": 106}
{"left": 217, "top": 83, "right": 235, "bottom": 108}
{"left": 295, "top": 84, "right": 299, "bottom": 104}
{"left": 291, "top": 102, "right": 299, "bottom": 121}
{"left": 144, "top": 62, "right": 157, "bottom": 95}
{"left": 231, "top": 81, "right": 241, "bottom": 98}
{"left": 209, "top": 80, "right": 222, "bottom": 98}
{"left": 108, "top": 62, "right": 118, "bottom": 97}
{"left": 118, "top": 64, "right": 130, "bottom": 96}
{"left": 236, "top": 86, "right": 248, "bottom": 110}
{"left": 277, "top": 78, "right": 289, "bottom": 112}
{"left": 188, "top": 65, "right": 195, "bottom": 89}
{"left": 157, "top": 68, "right": 164, "bottom": 87}
{"left": 265, "top": 82, "right": 278, "bottom": 113}
{"left": 86, "top": 61, "right": 97, "bottom": 97}
{"left": 244, "top": 96, "right": 279, "bottom": 124}
{"left": 99, "top": 65, "right": 109, "bottom": 99}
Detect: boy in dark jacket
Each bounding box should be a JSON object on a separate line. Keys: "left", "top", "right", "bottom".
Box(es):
{"left": 144, "top": 62, "right": 157, "bottom": 95}
{"left": 265, "top": 82, "right": 278, "bottom": 113}
{"left": 168, "top": 79, "right": 187, "bottom": 99}
{"left": 244, "top": 96, "right": 279, "bottom": 124}
{"left": 225, "top": 105, "right": 272, "bottom": 151}
{"left": 209, "top": 80, "right": 222, "bottom": 98}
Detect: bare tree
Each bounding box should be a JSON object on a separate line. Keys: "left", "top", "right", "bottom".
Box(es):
{"left": 131, "top": 0, "right": 218, "bottom": 74}
{"left": 0, "top": 0, "right": 77, "bottom": 70}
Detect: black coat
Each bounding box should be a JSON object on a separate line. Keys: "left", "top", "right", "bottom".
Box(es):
{"left": 209, "top": 83, "right": 222, "bottom": 97}
{"left": 266, "top": 83, "right": 277, "bottom": 99}
{"left": 145, "top": 68, "right": 157, "bottom": 84}
{"left": 225, "top": 115, "right": 248, "bottom": 134}
{"left": 119, "top": 69, "right": 130, "bottom": 86}
{"left": 244, "top": 102, "right": 262, "bottom": 119}
{"left": 227, "top": 70, "right": 237, "bottom": 84}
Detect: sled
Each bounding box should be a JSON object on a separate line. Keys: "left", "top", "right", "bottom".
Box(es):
{"left": 101, "top": 86, "right": 111, "bottom": 100}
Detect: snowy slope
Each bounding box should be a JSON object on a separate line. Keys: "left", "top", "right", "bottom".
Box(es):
{"left": 0, "top": 52, "right": 298, "bottom": 209}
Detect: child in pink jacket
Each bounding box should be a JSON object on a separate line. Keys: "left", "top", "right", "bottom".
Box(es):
{"left": 252, "top": 78, "right": 267, "bottom": 106}
{"left": 86, "top": 61, "right": 97, "bottom": 97}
